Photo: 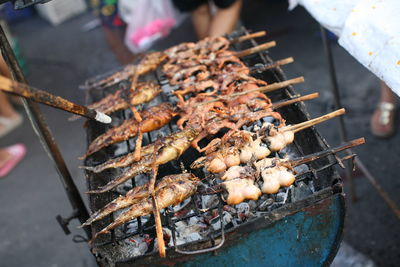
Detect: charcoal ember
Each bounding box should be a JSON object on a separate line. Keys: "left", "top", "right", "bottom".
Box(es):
{"left": 258, "top": 197, "right": 274, "bottom": 211}
{"left": 290, "top": 181, "right": 313, "bottom": 202}
{"left": 293, "top": 163, "right": 309, "bottom": 173}
{"left": 126, "top": 216, "right": 149, "bottom": 234}
{"left": 174, "top": 221, "right": 203, "bottom": 245}
{"left": 235, "top": 202, "right": 254, "bottom": 221}
{"left": 275, "top": 190, "right": 289, "bottom": 204}
{"left": 223, "top": 205, "right": 237, "bottom": 214}
{"left": 201, "top": 195, "right": 219, "bottom": 209}
{"left": 122, "top": 234, "right": 149, "bottom": 257}
{"left": 268, "top": 203, "right": 283, "bottom": 211}
{"left": 135, "top": 173, "right": 149, "bottom": 187}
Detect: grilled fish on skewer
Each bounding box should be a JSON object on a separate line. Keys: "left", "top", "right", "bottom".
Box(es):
{"left": 70, "top": 82, "right": 161, "bottom": 121}
{"left": 81, "top": 103, "right": 176, "bottom": 158}
{"left": 86, "top": 52, "right": 167, "bottom": 89}
{"left": 82, "top": 127, "right": 198, "bottom": 173}
{"left": 90, "top": 174, "right": 200, "bottom": 241}
{"left": 86, "top": 128, "right": 198, "bottom": 193}
{"left": 81, "top": 173, "right": 192, "bottom": 227}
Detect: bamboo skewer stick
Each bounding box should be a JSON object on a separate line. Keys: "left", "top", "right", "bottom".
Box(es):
{"left": 272, "top": 93, "right": 319, "bottom": 109}
{"left": 149, "top": 141, "right": 166, "bottom": 258}
{"left": 250, "top": 57, "right": 294, "bottom": 73}
{"left": 235, "top": 41, "right": 276, "bottom": 58}
{"left": 200, "top": 76, "right": 305, "bottom": 105}
{"left": 230, "top": 31, "right": 266, "bottom": 43}
{"left": 283, "top": 108, "right": 346, "bottom": 133}
{"left": 0, "top": 75, "right": 112, "bottom": 124}
{"left": 289, "top": 138, "right": 365, "bottom": 167}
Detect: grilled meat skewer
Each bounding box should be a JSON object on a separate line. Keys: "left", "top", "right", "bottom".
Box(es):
{"left": 90, "top": 174, "right": 200, "bottom": 241}
{"left": 86, "top": 128, "right": 198, "bottom": 193}
{"left": 81, "top": 173, "right": 192, "bottom": 227}
{"left": 82, "top": 127, "right": 197, "bottom": 173}
{"left": 81, "top": 103, "right": 176, "bottom": 159}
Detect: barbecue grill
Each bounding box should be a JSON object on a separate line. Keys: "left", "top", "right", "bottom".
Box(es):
{"left": 82, "top": 29, "right": 346, "bottom": 266}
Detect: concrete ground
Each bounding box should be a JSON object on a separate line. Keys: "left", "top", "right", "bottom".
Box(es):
{"left": 0, "top": 1, "right": 399, "bottom": 266}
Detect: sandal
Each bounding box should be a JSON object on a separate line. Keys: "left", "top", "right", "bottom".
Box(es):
{"left": 0, "top": 114, "right": 23, "bottom": 138}
{"left": 370, "top": 102, "right": 396, "bottom": 138}
{"left": 0, "top": 143, "right": 27, "bottom": 178}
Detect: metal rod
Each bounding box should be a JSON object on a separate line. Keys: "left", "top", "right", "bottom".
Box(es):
{"left": 354, "top": 157, "right": 400, "bottom": 220}
{"left": 0, "top": 25, "right": 91, "bottom": 238}
{"left": 0, "top": 75, "right": 111, "bottom": 123}
{"left": 320, "top": 25, "right": 357, "bottom": 201}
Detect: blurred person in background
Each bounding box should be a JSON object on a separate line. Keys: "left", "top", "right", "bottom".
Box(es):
{"left": 90, "top": 0, "right": 135, "bottom": 64}
{"left": 172, "top": 0, "right": 242, "bottom": 39}
{"left": 0, "top": 56, "right": 26, "bottom": 178}
{"left": 370, "top": 81, "right": 397, "bottom": 138}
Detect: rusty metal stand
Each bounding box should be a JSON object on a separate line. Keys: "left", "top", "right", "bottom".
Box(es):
{"left": 0, "top": 24, "right": 91, "bottom": 237}
{"left": 320, "top": 26, "right": 357, "bottom": 201}
{"left": 320, "top": 26, "right": 400, "bottom": 219}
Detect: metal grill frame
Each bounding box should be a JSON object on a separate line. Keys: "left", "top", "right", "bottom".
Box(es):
{"left": 82, "top": 29, "right": 344, "bottom": 266}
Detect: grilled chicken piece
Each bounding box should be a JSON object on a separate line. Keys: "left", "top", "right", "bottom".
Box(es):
{"left": 81, "top": 173, "right": 192, "bottom": 227}
{"left": 82, "top": 103, "right": 176, "bottom": 158}
{"left": 86, "top": 128, "right": 198, "bottom": 193}
{"left": 82, "top": 127, "right": 198, "bottom": 173}
{"left": 90, "top": 174, "right": 200, "bottom": 240}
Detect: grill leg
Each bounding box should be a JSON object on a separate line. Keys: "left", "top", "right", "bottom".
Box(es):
{"left": 320, "top": 26, "right": 357, "bottom": 201}
{"left": 0, "top": 24, "right": 91, "bottom": 238}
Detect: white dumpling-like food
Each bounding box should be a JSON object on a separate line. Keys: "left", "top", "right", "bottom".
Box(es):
{"left": 222, "top": 178, "right": 262, "bottom": 205}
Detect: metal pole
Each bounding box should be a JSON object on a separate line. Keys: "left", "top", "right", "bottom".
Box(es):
{"left": 0, "top": 24, "right": 91, "bottom": 238}
{"left": 320, "top": 26, "right": 357, "bottom": 201}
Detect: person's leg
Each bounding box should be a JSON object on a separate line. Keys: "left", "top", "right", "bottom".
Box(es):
{"left": 191, "top": 4, "right": 212, "bottom": 39}
{"left": 209, "top": 0, "right": 242, "bottom": 38}
{"left": 370, "top": 81, "right": 397, "bottom": 137}
{"left": 0, "top": 92, "right": 18, "bottom": 118}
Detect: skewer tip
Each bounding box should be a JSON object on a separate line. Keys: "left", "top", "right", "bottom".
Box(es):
{"left": 95, "top": 111, "right": 112, "bottom": 124}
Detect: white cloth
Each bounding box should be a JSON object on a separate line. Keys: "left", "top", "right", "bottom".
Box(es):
{"left": 289, "top": 0, "right": 400, "bottom": 96}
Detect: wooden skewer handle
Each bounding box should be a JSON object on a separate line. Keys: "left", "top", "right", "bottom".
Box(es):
{"left": 272, "top": 93, "right": 319, "bottom": 109}
{"left": 235, "top": 41, "right": 276, "bottom": 58}
{"left": 250, "top": 57, "right": 294, "bottom": 73}
{"left": 152, "top": 195, "right": 166, "bottom": 258}
{"left": 231, "top": 31, "right": 267, "bottom": 43}
{"left": 0, "top": 75, "right": 111, "bottom": 124}
{"left": 290, "top": 138, "right": 366, "bottom": 167}
{"left": 283, "top": 108, "right": 345, "bottom": 133}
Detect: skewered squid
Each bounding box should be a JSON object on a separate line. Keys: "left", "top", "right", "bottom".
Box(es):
{"left": 81, "top": 103, "right": 176, "bottom": 158}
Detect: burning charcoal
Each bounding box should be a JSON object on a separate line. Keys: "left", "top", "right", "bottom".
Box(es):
{"left": 268, "top": 203, "right": 283, "bottom": 211}
{"left": 223, "top": 205, "right": 237, "bottom": 214}
{"left": 201, "top": 195, "right": 219, "bottom": 209}
{"left": 126, "top": 216, "right": 149, "bottom": 234}
{"left": 258, "top": 198, "right": 274, "bottom": 211}
{"left": 275, "top": 191, "right": 289, "bottom": 203}
{"left": 174, "top": 221, "right": 203, "bottom": 245}
{"left": 248, "top": 200, "right": 257, "bottom": 210}
{"left": 122, "top": 235, "right": 149, "bottom": 257}
{"left": 134, "top": 173, "right": 149, "bottom": 187}
{"left": 291, "top": 181, "right": 313, "bottom": 202}
{"left": 235, "top": 202, "right": 254, "bottom": 221}
{"left": 293, "top": 163, "right": 309, "bottom": 173}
